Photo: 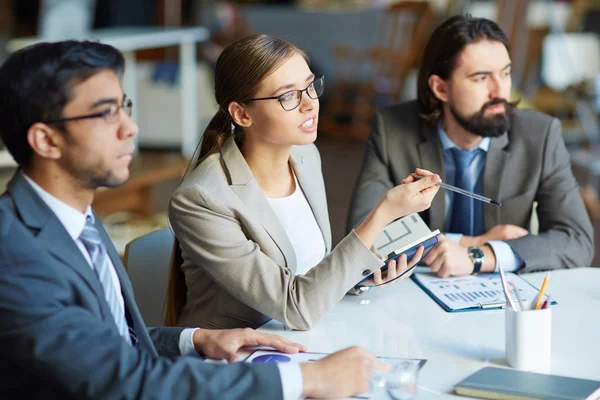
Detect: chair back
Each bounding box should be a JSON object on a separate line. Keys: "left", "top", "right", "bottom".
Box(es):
{"left": 374, "top": 1, "right": 434, "bottom": 99}
{"left": 542, "top": 33, "right": 600, "bottom": 91}
{"left": 321, "top": 1, "right": 435, "bottom": 139}
{"left": 123, "top": 228, "right": 174, "bottom": 326}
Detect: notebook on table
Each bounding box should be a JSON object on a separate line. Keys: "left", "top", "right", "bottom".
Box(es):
{"left": 455, "top": 366, "right": 600, "bottom": 400}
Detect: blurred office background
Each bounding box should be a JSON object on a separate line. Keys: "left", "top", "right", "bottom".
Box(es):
{"left": 0, "top": 0, "right": 599, "bottom": 264}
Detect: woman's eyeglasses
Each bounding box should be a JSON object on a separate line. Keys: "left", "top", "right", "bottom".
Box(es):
{"left": 248, "top": 75, "right": 324, "bottom": 111}
{"left": 45, "top": 98, "right": 133, "bottom": 125}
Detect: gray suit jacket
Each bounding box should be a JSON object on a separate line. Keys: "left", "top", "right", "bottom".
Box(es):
{"left": 169, "top": 137, "right": 383, "bottom": 331}
{"left": 0, "top": 171, "right": 282, "bottom": 400}
{"left": 348, "top": 101, "right": 594, "bottom": 272}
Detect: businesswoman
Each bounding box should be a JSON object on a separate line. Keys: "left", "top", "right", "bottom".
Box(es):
{"left": 166, "top": 34, "right": 441, "bottom": 330}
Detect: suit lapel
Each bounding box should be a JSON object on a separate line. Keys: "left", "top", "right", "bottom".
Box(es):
{"left": 221, "top": 137, "right": 298, "bottom": 273}
{"left": 290, "top": 149, "right": 332, "bottom": 253}
{"left": 417, "top": 124, "right": 446, "bottom": 230}
{"left": 8, "top": 172, "right": 158, "bottom": 354}
{"left": 7, "top": 172, "right": 111, "bottom": 320}
{"left": 483, "top": 132, "right": 510, "bottom": 231}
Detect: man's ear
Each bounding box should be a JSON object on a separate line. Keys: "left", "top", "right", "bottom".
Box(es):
{"left": 428, "top": 74, "right": 449, "bottom": 103}
{"left": 228, "top": 102, "right": 252, "bottom": 128}
{"left": 27, "top": 123, "right": 64, "bottom": 161}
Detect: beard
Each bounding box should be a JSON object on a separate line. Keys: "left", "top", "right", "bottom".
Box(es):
{"left": 449, "top": 98, "right": 513, "bottom": 138}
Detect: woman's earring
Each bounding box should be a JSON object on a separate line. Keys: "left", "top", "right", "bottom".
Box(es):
{"left": 231, "top": 122, "right": 235, "bottom": 133}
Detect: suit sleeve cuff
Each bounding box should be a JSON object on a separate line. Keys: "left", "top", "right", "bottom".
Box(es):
{"left": 277, "top": 363, "right": 304, "bottom": 400}
{"left": 179, "top": 328, "right": 201, "bottom": 356}
{"left": 487, "top": 241, "right": 524, "bottom": 272}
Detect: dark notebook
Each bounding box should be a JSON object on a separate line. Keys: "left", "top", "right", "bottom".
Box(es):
{"left": 455, "top": 367, "right": 600, "bottom": 400}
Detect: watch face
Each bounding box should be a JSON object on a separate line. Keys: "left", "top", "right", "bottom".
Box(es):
{"left": 469, "top": 247, "right": 484, "bottom": 258}
{"left": 468, "top": 247, "right": 484, "bottom": 274}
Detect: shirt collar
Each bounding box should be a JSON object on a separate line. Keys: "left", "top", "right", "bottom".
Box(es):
{"left": 437, "top": 124, "right": 490, "bottom": 152}
{"left": 23, "top": 173, "right": 94, "bottom": 242}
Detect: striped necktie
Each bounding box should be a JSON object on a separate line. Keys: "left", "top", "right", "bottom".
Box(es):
{"left": 80, "top": 216, "right": 131, "bottom": 344}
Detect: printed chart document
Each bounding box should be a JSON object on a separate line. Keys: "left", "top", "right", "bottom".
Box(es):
{"left": 245, "top": 350, "right": 427, "bottom": 400}
{"left": 412, "top": 272, "right": 557, "bottom": 312}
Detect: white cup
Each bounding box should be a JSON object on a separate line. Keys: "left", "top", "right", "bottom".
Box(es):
{"left": 505, "top": 301, "right": 552, "bottom": 373}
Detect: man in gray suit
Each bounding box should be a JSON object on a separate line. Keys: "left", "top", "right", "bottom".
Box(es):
{"left": 348, "top": 15, "right": 594, "bottom": 278}
{"left": 0, "top": 40, "right": 377, "bottom": 399}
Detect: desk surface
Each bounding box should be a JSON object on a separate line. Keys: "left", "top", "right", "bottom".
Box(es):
{"left": 6, "top": 27, "right": 209, "bottom": 53}
{"left": 257, "top": 268, "right": 600, "bottom": 399}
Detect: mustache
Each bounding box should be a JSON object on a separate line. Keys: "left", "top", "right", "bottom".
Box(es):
{"left": 481, "top": 98, "right": 511, "bottom": 113}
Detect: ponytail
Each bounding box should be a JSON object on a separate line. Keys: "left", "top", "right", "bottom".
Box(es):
{"left": 195, "top": 108, "right": 235, "bottom": 168}
{"left": 164, "top": 107, "right": 233, "bottom": 326}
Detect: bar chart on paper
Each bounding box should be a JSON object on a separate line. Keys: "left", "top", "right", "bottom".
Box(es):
{"left": 412, "top": 272, "right": 553, "bottom": 312}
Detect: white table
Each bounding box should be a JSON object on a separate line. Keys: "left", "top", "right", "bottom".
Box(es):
{"left": 257, "top": 268, "right": 600, "bottom": 399}
{"left": 6, "top": 27, "right": 209, "bottom": 159}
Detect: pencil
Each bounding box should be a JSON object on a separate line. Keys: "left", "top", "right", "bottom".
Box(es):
{"left": 534, "top": 273, "right": 550, "bottom": 310}
{"left": 411, "top": 174, "right": 501, "bottom": 207}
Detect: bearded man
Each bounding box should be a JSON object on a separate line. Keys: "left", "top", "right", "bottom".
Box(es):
{"left": 347, "top": 15, "right": 593, "bottom": 278}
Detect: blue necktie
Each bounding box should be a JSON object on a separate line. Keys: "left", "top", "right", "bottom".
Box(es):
{"left": 449, "top": 148, "right": 482, "bottom": 236}
{"left": 80, "top": 217, "right": 131, "bottom": 344}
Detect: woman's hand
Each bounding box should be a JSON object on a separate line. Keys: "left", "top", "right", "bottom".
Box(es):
{"left": 381, "top": 168, "right": 440, "bottom": 221}
{"left": 354, "top": 168, "right": 440, "bottom": 250}
{"left": 360, "top": 245, "right": 424, "bottom": 288}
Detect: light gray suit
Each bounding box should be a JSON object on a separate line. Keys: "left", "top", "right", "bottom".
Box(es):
{"left": 169, "top": 136, "right": 383, "bottom": 331}
{"left": 348, "top": 101, "right": 594, "bottom": 273}
{"left": 0, "top": 171, "right": 282, "bottom": 399}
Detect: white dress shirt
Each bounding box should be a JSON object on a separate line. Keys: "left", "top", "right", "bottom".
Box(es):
{"left": 437, "top": 126, "right": 524, "bottom": 272}
{"left": 24, "top": 174, "right": 303, "bottom": 399}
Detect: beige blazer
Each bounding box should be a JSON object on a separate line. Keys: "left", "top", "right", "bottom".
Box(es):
{"left": 348, "top": 100, "right": 594, "bottom": 272}
{"left": 169, "top": 137, "right": 383, "bottom": 330}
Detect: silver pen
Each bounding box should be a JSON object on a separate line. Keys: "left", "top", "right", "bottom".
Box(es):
{"left": 412, "top": 174, "right": 502, "bottom": 207}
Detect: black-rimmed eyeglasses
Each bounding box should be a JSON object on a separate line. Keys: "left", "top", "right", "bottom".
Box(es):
{"left": 247, "top": 75, "right": 324, "bottom": 111}
{"left": 45, "top": 98, "right": 133, "bottom": 125}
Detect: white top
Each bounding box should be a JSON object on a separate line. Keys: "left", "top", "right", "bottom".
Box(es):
{"left": 267, "top": 176, "right": 326, "bottom": 276}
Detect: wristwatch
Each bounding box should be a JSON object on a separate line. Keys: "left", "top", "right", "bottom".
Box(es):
{"left": 468, "top": 246, "right": 484, "bottom": 275}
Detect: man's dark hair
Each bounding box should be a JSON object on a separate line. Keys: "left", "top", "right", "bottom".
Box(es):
{"left": 417, "top": 15, "right": 509, "bottom": 125}
{"left": 0, "top": 41, "right": 125, "bottom": 167}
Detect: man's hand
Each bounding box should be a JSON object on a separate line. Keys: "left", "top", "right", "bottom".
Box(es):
{"left": 423, "top": 235, "right": 474, "bottom": 277}
{"left": 361, "top": 246, "right": 424, "bottom": 288}
{"left": 480, "top": 224, "right": 528, "bottom": 242}
{"left": 425, "top": 236, "right": 497, "bottom": 277}
{"left": 192, "top": 328, "right": 306, "bottom": 362}
{"left": 461, "top": 224, "right": 528, "bottom": 247}
{"left": 300, "top": 347, "right": 378, "bottom": 399}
